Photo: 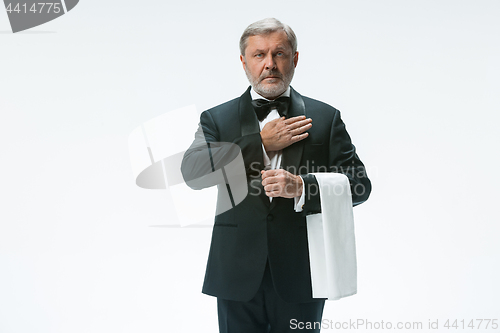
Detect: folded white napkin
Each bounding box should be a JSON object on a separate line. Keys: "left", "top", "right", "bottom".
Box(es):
{"left": 306, "top": 173, "right": 357, "bottom": 300}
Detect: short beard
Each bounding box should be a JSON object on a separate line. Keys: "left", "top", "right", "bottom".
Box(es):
{"left": 245, "top": 66, "right": 295, "bottom": 99}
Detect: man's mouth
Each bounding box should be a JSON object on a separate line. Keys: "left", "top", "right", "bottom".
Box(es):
{"left": 262, "top": 76, "right": 280, "bottom": 81}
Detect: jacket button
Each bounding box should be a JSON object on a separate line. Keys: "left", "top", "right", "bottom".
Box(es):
{"left": 267, "top": 214, "right": 274, "bottom": 221}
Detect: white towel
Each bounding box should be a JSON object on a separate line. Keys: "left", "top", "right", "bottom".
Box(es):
{"left": 306, "top": 173, "right": 357, "bottom": 300}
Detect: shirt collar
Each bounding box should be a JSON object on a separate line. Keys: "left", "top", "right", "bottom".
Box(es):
{"left": 250, "top": 86, "right": 291, "bottom": 101}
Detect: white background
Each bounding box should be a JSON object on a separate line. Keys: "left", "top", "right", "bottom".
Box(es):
{"left": 1, "top": 1, "right": 499, "bottom": 332}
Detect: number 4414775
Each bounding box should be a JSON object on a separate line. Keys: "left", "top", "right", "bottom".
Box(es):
{"left": 444, "top": 319, "right": 498, "bottom": 330}
{"left": 5, "top": 3, "right": 62, "bottom": 14}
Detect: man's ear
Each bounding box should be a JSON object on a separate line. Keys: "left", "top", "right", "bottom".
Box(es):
{"left": 240, "top": 55, "right": 246, "bottom": 70}
{"left": 293, "top": 51, "right": 299, "bottom": 68}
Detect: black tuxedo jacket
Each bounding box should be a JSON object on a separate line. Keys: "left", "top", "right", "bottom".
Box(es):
{"left": 181, "top": 86, "right": 371, "bottom": 303}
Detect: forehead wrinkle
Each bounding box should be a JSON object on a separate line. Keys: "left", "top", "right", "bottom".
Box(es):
{"left": 251, "top": 45, "right": 288, "bottom": 53}
{"left": 248, "top": 32, "right": 290, "bottom": 47}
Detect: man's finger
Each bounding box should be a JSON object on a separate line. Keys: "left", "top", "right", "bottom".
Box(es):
{"left": 262, "top": 175, "right": 280, "bottom": 186}
{"left": 290, "top": 132, "right": 309, "bottom": 143}
{"left": 265, "top": 189, "right": 281, "bottom": 197}
{"left": 262, "top": 177, "right": 272, "bottom": 186}
{"left": 264, "top": 183, "right": 281, "bottom": 192}
{"left": 284, "top": 115, "right": 307, "bottom": 125}
{"left": 290, "top": 123, "right": 312, "bottom": 136}
{"left": 262, "top": 169, "right": 280, "bottom": 179}
{"left": 287, "top": 118, "right": 312, "bottom": 130}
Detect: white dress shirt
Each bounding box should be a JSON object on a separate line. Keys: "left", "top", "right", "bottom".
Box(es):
{"left": 250, "top": 87, "right": 306, "bottom": 212}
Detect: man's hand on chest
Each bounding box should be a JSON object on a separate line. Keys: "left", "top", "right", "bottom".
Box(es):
{"left": 260, "top": 115, "right": 312, "bottom": 152}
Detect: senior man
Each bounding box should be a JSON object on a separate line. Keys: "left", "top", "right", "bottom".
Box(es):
{"left": 182, "top": 18, "right": 371, "bottom": 333}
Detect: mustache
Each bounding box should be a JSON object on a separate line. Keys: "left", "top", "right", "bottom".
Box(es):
{"left": 259, "top": 70, "right": 283, "bottom": 81}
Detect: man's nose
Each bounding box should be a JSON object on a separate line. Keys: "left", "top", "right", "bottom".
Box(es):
{"left": 264, "top": 53, "right": 276, "bottom": 70}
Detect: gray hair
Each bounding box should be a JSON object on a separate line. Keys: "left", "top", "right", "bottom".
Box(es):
{"left": 239, "top": 18, "right": 297, "bottom": 56}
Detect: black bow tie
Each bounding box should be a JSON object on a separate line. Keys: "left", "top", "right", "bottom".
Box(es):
{"left": 251, "top": 96, "right": 290, "bottom": 121}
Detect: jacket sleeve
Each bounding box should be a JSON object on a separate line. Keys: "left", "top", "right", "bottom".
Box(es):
{"left": 181, "top": 110, "right": 265, "bottom": 189}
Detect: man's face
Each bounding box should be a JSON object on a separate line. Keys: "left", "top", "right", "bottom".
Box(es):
{"left": 240, "top": 31, "right": 299, "bottom": 99}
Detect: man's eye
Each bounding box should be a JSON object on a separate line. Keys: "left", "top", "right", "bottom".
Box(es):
{"left": 255, "top": 54, "right": 263, "bottom": 58}
{"left": 277, "top": 52, "right": 284, "bottom": 56}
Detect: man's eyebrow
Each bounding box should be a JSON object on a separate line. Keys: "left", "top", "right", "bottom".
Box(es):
{"left": 253, "top": 46, "right": 287, "bottom": 53}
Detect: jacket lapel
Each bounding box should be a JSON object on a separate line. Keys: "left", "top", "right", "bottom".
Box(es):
{"left": 239, "top": 86, "right": 259, "bottom": 136}
{"left": 281, "top": 86, "right": 306, "bottom": 176}
{"left": 270, "top": 86, "right": 306, "bottom": 211}
{"left": 239, "top": 86, "right": 270, "bottom": 207}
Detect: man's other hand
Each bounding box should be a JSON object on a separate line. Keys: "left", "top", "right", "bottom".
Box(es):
{"left": 260, "top": 116, "right": 312, "bottom": 152}
{"left": 261, "top": 169, "right": 303, "bottom": 198}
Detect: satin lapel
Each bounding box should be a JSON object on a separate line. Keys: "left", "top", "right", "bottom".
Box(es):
{"left": 281, "top": 86, "right": 306, "bottom": 175}
{"left": 270, "top": 87, "right": 306, "bottom": 211}
{"left": 239, "top": 86, "right": 270, "bottom": 208}
{"left": 239, "top": 86, "right": 259, "bottom": 136}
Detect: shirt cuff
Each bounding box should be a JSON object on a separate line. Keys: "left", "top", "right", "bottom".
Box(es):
{"left": 294, "top": 176, "right": 306, "bottom": 212}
